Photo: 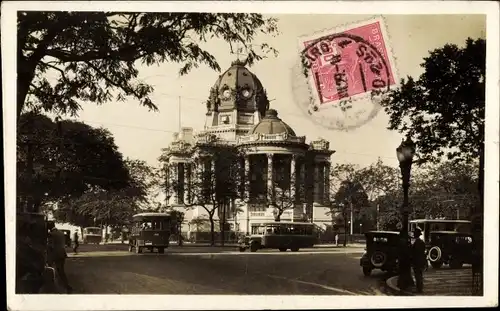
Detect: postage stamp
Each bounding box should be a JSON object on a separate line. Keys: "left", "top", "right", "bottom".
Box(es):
{"left": 293, "top": 16, "right": 399, "bottom": 131}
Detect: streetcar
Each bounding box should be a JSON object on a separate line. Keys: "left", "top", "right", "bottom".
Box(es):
{"left": 128, "top": 212, "right": 176, "bottom": 254}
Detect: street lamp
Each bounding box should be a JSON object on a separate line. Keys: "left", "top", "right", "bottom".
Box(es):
{"left": 396, "top": 137, "right": 416, "bottom": 290}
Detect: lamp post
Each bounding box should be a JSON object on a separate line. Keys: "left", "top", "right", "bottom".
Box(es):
{"left": 396, "top": 137, "right": 416, "bottom": 290}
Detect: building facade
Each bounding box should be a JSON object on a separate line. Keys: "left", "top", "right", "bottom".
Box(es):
{"left": 162, "top": 60, "right": 335, "bottom": 236}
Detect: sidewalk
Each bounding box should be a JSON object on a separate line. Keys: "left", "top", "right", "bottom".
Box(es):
{"left": 104, "top": 241, "right": 365, "bottom": 248}
{"left": 386, "top": 266, "right": 474, "bottom": 296}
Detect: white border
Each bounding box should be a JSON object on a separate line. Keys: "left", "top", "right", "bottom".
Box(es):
{"left": 3, "top": 1, "right": 499, "bottom": 310}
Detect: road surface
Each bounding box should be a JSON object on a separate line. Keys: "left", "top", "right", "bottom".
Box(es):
{"left": 65, "top": 244, "right": 391, "bottom": 295}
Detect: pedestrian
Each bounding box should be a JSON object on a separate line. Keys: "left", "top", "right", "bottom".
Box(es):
{"left": 411, "top": 228, "right": 427, "bottom": 293}
{"left": 47, "top": 222, "right": 72, "bottom": 293}
{"left": 335, "top": 233, "right": 339, "bottom": 246}
{"left": 73, "top": 231, "right": 79, "bottom": 254}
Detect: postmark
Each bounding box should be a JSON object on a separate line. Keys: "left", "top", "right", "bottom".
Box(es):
{"left": 292, "top": 17, "right": 398, "bottom": 131}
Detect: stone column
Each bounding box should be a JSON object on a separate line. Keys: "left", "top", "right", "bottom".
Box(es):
{"left": 313, "top": 162, "right": 320, "bottom": 203}
{"left": 324, "top": 162, "right": 331, "bottom": 204}
{"left": 299, "top": 158, "right": 306, "bottom": 202}
{"left": 172, "top": 163, "right": 179, "bottom": 204}
{"left": 290, "top": 155, "right": 297, "bottom": 204}
{"left": 184, "top": 162, "right": 190, "bottom": 204}
{"left": 211, "top": 158, "right": 216, "bottom": 193}
{"left": 267, "top": 153, "right": 274, "bottom": 204}
{"left": 244, "top": 155, "right": 250, "bottom": 201}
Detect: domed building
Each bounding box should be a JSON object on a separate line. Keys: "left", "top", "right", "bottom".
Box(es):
{"left": 162, "top": 60, "right": 335, "bottom": 241}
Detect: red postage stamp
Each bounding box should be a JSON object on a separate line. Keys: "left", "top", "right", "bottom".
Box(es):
{"left": 299, "top": 17, "right": 397, "bottom": 106}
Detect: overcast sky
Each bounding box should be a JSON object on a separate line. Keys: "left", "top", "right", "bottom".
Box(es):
{"left": 66, "top": 14, "right": 485, "bottom": 169}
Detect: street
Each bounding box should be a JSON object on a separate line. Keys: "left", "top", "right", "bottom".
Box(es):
{"left": 65, "top": 245, "right": 390, "bottom": 295}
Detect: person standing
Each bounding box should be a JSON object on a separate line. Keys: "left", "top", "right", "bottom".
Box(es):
{"left": 335, "top": 233, "right": 339, "bottom": 247}
{"left": 411, "top": 228, "right": 427, "bottom": 293}
{"left": 47, "top": 222, "right": 72, "bottom": 293}
{"left": 73, "top": 231, "right": 79, "bottom": 254}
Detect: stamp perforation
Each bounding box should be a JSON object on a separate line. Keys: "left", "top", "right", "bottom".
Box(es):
{"left": 291, "top": 15, "right": 400, "bottom": 131}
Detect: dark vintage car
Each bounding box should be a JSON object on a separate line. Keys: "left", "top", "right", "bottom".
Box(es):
{"left": 360, "top": 231, "right": 400, "bottom": 276}
{"left": 426, "top": 231, "right": 473, "bottom": 269}
{"left": 60, "top": 229, "right": 72, "bottom": 247}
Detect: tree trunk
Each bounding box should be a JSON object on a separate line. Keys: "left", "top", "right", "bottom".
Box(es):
{"left": 221, "top": 202, "right": 226, "bottom": 246}
{"left": 343, "top": 217, "right": 348, "bottom": 247}
{"left": 209, "top": 215, "right": 215, "bottom": 246}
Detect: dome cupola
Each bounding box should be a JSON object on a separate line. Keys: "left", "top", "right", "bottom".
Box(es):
{"left": 249, "top": 109, "right": 297, "bottom": 136}
{"left": 205, "top": 60, "right": 269, "bottom": 116}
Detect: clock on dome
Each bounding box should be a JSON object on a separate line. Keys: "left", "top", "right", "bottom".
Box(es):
{"left": 241, "top": 89, "right": 252, "bottom": 98}
{"left": 222, "top": 89, "right": 232, "bottom": 99}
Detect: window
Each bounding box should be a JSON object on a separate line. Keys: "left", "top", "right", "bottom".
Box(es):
{"left": 373, "top": 236, "right": 389, "bottom": 243}
{"left": 251, "top": 225, "right": 265, "bottom": 235}
{"left": 140, "top": 220, "right": 163, "bottom": 230}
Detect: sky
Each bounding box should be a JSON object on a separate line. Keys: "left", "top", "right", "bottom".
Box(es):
{"left": 64, "top": 14, "right": 486, "bottom": 170}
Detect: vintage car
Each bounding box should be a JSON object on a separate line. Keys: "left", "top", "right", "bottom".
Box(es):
{"left": 60, "top": 229, "right": 72, "bottom": 247}
{"left": 128, "top": 212, "right": 175, "bottom": 254}
{"left": 427, "top": 231, "right": 473, "bottom": 269}
{"left": 360, "top": 231, "right": 400, "bottom": 276}
{"left": 238, "top": 222, "right": 317, "bottom": 252}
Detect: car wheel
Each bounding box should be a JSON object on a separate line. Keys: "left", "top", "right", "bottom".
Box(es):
{"left": 158, "top": 248, "right": 165, "bottom": 254}
{"left": 370, "top": 251, "right": 387, "bottom": 268}
{"left": 279, "top": 248, "right": 287, "bottom": 252}
{"left": 428, "top": 246, "right": 442, "bottom": 263}
{"left": 239, "top": 247, "right": 246, "bottom": 252}
{"left": 362, "top": 267, "right": 372, "bottom": 276}
{"left": 449, "top": 258, "right": 463, "bottom": 269}
{"left": 290, "top": 248, "right": 299, "bottom": 252}
{"left": 431, "top": 261, "right": 443, "bottom": 269}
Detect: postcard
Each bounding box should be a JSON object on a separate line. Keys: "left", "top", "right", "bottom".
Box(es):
{"left": 3, "top": 1, "right": 499, "bottom": 310}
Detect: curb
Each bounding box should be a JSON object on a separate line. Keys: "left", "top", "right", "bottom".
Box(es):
{"left": 385, "top": 276, "right": 415, "bottom": 296}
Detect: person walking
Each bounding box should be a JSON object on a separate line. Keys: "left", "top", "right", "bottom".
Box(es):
{"left": 411, "top": 228, "right": 427, "bottom": 293}
{"left": 73, "top": 231, "right": 79, "bottom": 254}
{"left": 47, "top": 222, "right": 72, "bottom": 293}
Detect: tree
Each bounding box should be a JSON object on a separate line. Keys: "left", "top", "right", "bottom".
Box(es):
{"left": 17, "top": 112, "right": 130, "bottom": 212}
{"left": 271, "top": 157, "right": 298, "bottom": 222}
{"left": 380, "top": 38, "right": 485, "bottom": 293}
{"left": 53, "top": 159, "right": 155, "bottom": 228}
{"left": 328, "top": 164, "right": 369, "bottom": 246}
{"left": 375, "top": 161, "right": 481, "bottom": 229}
{"left": 358, "top": 158, "right": 400, "bottom": 201}
{"left": 381, "top": 38, "right": 485, "bottom": 165}
{"left": 18, "top": 12, "right": 279, "bottom": 118}
{"left": 163, "top": 145, "right": 241, "bottom": 246}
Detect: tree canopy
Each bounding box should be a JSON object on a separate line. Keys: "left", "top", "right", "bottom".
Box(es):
{"left": 18, "top": 11, "right": 279, "bottom": 117}
{"left": 53, "top": 158, "right": 158, "bottom": 228}
{"left": 17, "top": 112, "right": 130, "bottom": 212}
{"left": 381, "top": 38, "right": 485, "bottom": 164}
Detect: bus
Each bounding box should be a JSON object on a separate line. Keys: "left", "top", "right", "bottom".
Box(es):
{"left": 128, "top": 212, "right": 175, "bottom": 254}
{"left": 409, "top": 219, "right": 471, "bottom": 244}
{"left": 239, "top": 222, "right": 317, "bottom": 252}
{"left": 82, "top": 227, "right": 103, "bottom": 244}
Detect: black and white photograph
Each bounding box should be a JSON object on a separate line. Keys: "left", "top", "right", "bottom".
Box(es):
{"left": 3, "top": 1, "right": 499, "bottom": 310}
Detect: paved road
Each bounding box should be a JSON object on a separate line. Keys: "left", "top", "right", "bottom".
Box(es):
{"left": 64, "top": 245, "right": 392, "bottom": 295}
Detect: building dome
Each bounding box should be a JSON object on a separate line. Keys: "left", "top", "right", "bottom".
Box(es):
{"left": 205, "top": 59, "right": 269, "bottom": 116}
{"left": 249, "top": 109, "right": 297, "bottom": 136}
